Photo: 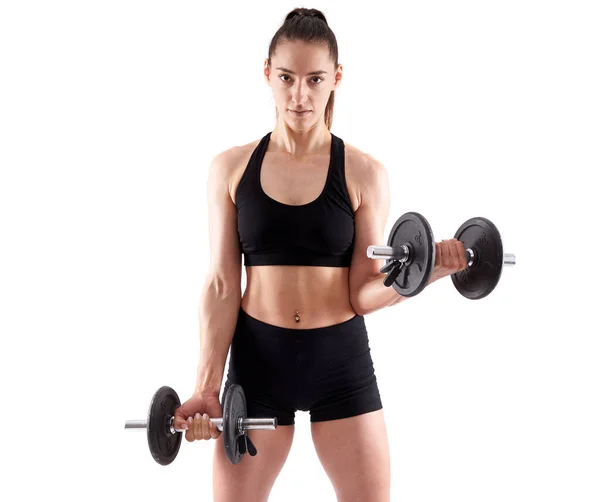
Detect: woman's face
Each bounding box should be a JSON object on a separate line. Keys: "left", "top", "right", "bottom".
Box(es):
{"left": 264, "top": 39, "right": 342, "bottom": 131}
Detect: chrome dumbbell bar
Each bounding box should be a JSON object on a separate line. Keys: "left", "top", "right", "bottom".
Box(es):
{"left": 124, "top": 417, "right": 277, "bottom": 434}
{"left": 367, "top": 245, "right": 516, "bottom": 268}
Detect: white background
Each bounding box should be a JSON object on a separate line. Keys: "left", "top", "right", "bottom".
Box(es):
{"left": 1, "top": 1, "right": 599, "bottom": 501}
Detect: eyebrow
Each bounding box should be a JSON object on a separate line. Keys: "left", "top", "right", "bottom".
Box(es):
{"left": 275, "top": 67, "right": 328, "bottom": 76}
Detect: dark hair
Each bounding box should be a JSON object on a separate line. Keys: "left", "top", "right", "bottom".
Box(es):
{"left": 267, "top": 8, "right": 339, "bottom": 130}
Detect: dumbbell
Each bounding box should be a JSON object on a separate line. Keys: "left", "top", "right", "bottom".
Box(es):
{"left": 366, "top": 212, "right": 516, "bottom": 299}
{"left": 124, "top": 383, "right": 277, "bottom": 465}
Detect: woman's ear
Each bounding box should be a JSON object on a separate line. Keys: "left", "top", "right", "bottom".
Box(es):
{"left": 264, "top": 58, "right": 271, "bottom": 86}
{"left": 333, "top": 63, "right": 343, "bottom": 90}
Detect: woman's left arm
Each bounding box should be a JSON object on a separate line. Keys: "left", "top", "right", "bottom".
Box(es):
{"left": 348, "top": 158, "right": 467, "bottom": 316}
{"left": 348, "top": 157, "right": 407, "bottom": 316}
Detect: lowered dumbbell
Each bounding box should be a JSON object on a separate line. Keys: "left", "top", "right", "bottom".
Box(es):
{"left": 125, "top": 383, "right": 277, "bottom": 465}
{"left": 366, "top": 212, "right": 516, "bottom": 299}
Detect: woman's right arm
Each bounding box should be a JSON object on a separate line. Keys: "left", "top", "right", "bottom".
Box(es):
{"left": 194, "top": 149, "right": 242, "bottom": 397}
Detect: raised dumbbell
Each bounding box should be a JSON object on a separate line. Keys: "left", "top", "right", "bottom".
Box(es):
{"left": 366, "top": 212, "right": 516, "bottom": 299}
{"left": 124, "top": 383, "right": 277, "bottom": 465}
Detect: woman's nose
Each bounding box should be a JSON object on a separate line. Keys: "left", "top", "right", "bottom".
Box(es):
{"left": 292, "top": 81, "right": 309, "bottom": 104}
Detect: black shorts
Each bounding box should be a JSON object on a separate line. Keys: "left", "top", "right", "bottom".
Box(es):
{"left": 222, "top": 308, "right": 383, "bottom": 425}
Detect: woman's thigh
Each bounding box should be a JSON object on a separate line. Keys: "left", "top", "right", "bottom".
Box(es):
{"left": 212, "top": 425, "right": 295, "bottom": 502}
{"left": 311, "top": 409, "right": 390, "bottom": 502}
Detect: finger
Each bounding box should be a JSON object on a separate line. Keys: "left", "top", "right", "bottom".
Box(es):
{"left": 446, "top": 239, "right": 460, "bottom": 272}
{"left": 209, "top": 419, "right": 220, "bottom": 439}
{"left": 194, "top": 412, "right": 202, "bottom": 440}
{"left": 174, "top": 410, "right": 189, "bottom": 432}
{"left": 455, "top": 240, "right": 468, "bottom": 270}
{"left": 185, "top": 416, "right": 194, "bottom": 443}
{"left": 173, "top": 415, "right": 183, "bottom": 431}
{"left": 199, "top": 413, "right": 207, "bottom": 440}
{"left": 177, "top": 417, "right": 189, "bottom": 433}
{"left": 443, "top": 240, "right": 455, "bottom": 271}
{"left": 202, "top": 413, "right": 210, "bottom": 440}
{"left": 439, "top": 241, "right": 448, "bottom": 270}
{"left": 434, "top": 243, "right": 441, "bottom": 267}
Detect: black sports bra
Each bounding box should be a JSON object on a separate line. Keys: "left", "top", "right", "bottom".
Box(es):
{"left": 235, "top": 131, "right": 355, "bottom": 267}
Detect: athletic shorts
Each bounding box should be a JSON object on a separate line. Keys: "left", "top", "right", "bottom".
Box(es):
{"left": 221, "top": 308, "right": 383, "bottom": 425}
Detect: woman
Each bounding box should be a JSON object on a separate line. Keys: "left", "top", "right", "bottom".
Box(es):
{"left": 174, "top": 8, "right": 466, "bottom": 502}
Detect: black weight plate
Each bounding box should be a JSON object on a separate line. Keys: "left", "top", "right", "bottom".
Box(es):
{"left": 147, "top": 386, "right": 182, "bottom": 466}
{"left": 451, "top": 217, "right": 504, "bottom": 300}
{"left": 222, "top": 383, "right": 247, "bottom": 465}
{"left": 387, "top": 212, "right": 435, "bottom": 297}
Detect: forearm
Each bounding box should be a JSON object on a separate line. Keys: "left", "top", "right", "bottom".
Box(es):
{"left": 194, "top": 279, "right": 241, "bottom": 395}
{"left": 353, "top": 272, "right": 440, "bottom": 316}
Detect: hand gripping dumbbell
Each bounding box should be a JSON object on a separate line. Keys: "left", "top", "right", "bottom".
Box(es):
{"left": 366, "top": 212, "right": 516, "bottom": 299}
{"left": 125, "top": 384, "right": 277, "bottom": 465}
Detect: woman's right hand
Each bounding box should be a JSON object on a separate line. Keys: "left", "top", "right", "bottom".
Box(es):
{"left": 173, "top": 391, "right": 223, "bottom": 442}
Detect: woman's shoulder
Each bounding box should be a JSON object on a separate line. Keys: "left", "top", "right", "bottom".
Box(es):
{"left": 343, "top": 140, "right": 388, "bottom": 207}
{"left": 210, "top": 138, "right": 263, "bottom": 204}
{"left": 212, "top": 137, "right": 262, "bottom": 171}
{"left": 343, "top": 140, "right": 385, "bottom": 174}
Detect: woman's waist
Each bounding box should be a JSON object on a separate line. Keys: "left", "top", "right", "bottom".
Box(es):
{"left": 241, "top": 267, "right": 356, "bottom": 329}
{"left": 241, "top": 293, "right": 356, "bottom": 329}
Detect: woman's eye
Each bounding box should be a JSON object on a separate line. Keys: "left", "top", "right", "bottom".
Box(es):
{"left": 278, "top": 75, "right": 323, "bottom": 84}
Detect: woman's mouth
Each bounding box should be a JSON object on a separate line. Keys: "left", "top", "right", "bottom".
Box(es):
{"left": 289, "top": 110, "right": 311, "bottom": 117}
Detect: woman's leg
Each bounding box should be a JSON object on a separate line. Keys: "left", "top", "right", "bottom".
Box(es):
{"left": 301, "top": 314, "right": 389, "bottom": 501}
{"left": 212, "top": 424, "right": 295, "bottom": 502}
{"left": 311, "top": 409, "right": 390, "bottom": 502}
{"left": 215, "top": 308, "right": 299, "bottom": 502}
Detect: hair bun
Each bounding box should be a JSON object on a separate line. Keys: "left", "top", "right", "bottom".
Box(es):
{"left": 285, "top": 8, "right": 328, "bottom": 25}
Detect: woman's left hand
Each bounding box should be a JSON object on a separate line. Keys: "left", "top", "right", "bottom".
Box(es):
{"left": 428, "top": 238, "right": 469, "bottom": 285}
